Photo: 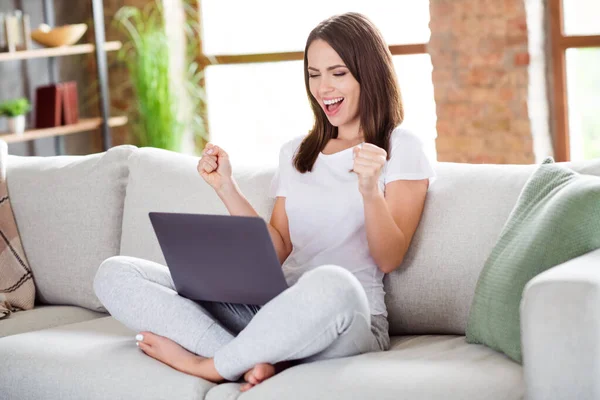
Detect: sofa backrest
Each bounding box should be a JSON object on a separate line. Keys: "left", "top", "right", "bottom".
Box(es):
{"left": 6, "top": 145, "right": 136, "bottom": 312}
{"left": 120, "top": 148, "right": 600, "bottom": 336}
{"left": 120, "top": 148, "right": 275, "bottom": 264}
{"left": 386, "top": 159, "right": 600, "bottom": 336}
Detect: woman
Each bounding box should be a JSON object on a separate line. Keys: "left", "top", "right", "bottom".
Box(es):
{"left": 93, "top": 12, "right": 435, "bottom": 392}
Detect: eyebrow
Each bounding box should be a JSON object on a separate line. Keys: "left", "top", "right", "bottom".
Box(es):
{"left": 307, "top": 65, "right": 347, "bottom": 72}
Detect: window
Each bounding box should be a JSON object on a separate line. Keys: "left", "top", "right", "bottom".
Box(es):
{"left": 565, "top": 48, "right": 600, "bottom": 160}
{"left": 201, "top": 0, "right": 430, "bottom": 55}
{"left": 562, "top": 0, "right": 600, "bottom": 36}
{"left": 204, "top": 61, "right": 309, "bottom": 167}
{"left": 199, "top": 0, "right": 437, "bottom": 167}
{"left": 550, "top": 0, "right": 600, "bottom": 161}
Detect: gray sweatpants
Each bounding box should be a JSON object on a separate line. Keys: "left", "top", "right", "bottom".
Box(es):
{"left": 93, "top": 256, "right": 390, "bottom": 381}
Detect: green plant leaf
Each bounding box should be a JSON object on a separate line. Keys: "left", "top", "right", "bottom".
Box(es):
{"left": 113, "top": 0, "right": 210, "bottom": 153}
{"left": 0, "top": 98, "right": 31, "bottom": 117}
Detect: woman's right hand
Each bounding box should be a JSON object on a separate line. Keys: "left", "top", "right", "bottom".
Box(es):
{"left": 197, "top": 143, "right": 233, "bottom": 192}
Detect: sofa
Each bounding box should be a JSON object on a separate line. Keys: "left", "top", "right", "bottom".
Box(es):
{"left": 1, "top": 142, "right": 599, "bottom": 400}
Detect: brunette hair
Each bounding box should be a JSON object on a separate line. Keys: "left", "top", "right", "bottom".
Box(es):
{"left": 293, "top": 12, "right": 403, "bottom": 173}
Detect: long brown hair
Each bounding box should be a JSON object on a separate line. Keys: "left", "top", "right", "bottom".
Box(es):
{"left": 294, "top": 12, "right": 404, "bottom": 173}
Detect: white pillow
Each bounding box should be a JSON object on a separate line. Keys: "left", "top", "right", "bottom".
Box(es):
{"left": 6, "top": 145, "right": 136, "bottom": 312}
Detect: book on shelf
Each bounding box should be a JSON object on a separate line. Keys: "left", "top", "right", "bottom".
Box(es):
{"left": 35, "top": 82, "right": 80, "bottom": 129}
{"left": 35, "top": 84, "right": 62, "bottom": 128}
{"left": 61, "top": 82, "right": 79, "bottom": 125}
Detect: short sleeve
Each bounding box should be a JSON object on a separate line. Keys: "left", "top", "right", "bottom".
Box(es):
{"left": 384, "top": 128, "right": 437, "bottom": 185}
{"left": 268, "top": 140, "right": 294, "bottom": 198}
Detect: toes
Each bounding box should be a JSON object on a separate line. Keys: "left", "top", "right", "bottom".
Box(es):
{"left": 252, "top": 367, "right": 262, "bottom": 381}
{"left": 243, "top": 368, "right": 259, "bottom": 385}
{"left": 137, "top": 331, "right": 162, "bottom": 345}
{"left": 240, "top": 383, "right": 254, "bottom": 392}
{"left": 248, "top": 374, "right": 259, "bottom": 385}
{"left": 242, "top": 363, "right": 276, "bottom": 387}
{"left": 255, "top": 366, "right": 267, "bottom": 381}
{"left": 243, "top": 369, "right": 253, "bottom": 382}
{"left": 137, "top": 341, "right": 152, "bottom": 354}
{"left": 255, "top": 364, "right": 275, "bottom": 382}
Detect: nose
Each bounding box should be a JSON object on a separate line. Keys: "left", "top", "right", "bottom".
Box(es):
{"left": 318, "top": 76, "right": 334, "bottom": 97}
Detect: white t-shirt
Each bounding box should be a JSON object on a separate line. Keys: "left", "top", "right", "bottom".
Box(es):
{"left": 268, "top": 127, "right": 436, "bottom": 317}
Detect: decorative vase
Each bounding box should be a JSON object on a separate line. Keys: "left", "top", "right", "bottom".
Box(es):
{"left": 7, "top": 115, "right": 25, "bottom": 135}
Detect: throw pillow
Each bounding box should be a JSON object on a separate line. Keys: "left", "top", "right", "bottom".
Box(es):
{"left": 7, "top": 144, "right": 135, "bottom": 312}
{"left": 0, "top": 141, "right": 34, "bottom": 319}
{"left": 465, "top": 157, "right": 600, "bottom": 363}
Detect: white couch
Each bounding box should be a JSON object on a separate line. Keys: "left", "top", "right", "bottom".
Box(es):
{"left": 1, "top": 143, "right": 599, "bottom": 400}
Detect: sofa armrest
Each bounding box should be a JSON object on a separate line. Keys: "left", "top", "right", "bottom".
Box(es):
{"left": 521, "top": 248, "right": 600, "bottom": 400}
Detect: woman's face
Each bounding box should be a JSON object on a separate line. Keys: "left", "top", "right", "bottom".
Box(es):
{"left": 307, "top": 39, "right": 360, "bottom": 130}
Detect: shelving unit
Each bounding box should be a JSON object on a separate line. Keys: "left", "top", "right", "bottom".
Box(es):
{"left": 1, "top": 0, "right": 121, "bottom": 155}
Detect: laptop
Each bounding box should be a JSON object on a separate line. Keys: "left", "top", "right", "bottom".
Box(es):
{"left": 149, "top": 212, "right": 289, "bottom": 306}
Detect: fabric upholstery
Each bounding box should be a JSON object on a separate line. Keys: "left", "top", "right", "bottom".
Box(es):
{"left": 385, "top": 159, "right": 600, "bottom": 336}
{"left": 2, "top": 149, "right": 600, "bottom": 399}
{"left": 0, "top": 315, "right": 523, "bottom": 400}
{"left": 466, "top": 158, "right": 600, "bottom": 362}
{"left": 384, "top": 162, "right": 536, "bottom": 335}
{"left": 120, "top": 149, "right": 600, "bottom": 337}
{"left": 0, "top": 304, "right": 107, "bottom": 338}
{"left": 123, "top": 149, "right": 533, "bottom": 334}
{"left": 521, "top": 248, "right": 600, "bottom": 400}
{"left": 0, "top": 316, "right": 215, "bottom": 400}
{"left": 6, "top": 145, "right": 136, "bottom": 312}
{"left": 206, "top": 335, "right": 523, "bottom": 400}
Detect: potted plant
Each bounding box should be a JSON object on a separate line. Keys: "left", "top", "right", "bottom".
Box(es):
{"left": 0, "top": 98, "right": 31, "bottom": 135}
{"left": 114, "top": 0, "right": 210, "bottom": 152}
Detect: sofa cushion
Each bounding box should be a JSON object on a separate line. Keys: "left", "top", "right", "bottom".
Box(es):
{"left": 385, "top": 159, "right": 600, "bottom": 336}
{"left": 205, "top": 335, "right": 523, "bottom": 400}
{"left": 0, "top": 304, "right": 107, "bottom": 338}
{"left": 466, "top": 158, "right": 600, "bottom": 363}
{"left": 121, "top": 150, "right": 600, "bottom": 336}
{"left": 6, "top": 145, "right": 136, "bottom": 312}
{"left": 0, "top": 316, "right": 215, "bottom": 400}
{"left": 120, "top": 148, "right": 275, "bottom": 265}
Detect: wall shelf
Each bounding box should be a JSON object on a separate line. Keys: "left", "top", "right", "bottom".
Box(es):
{"left": 0, "top": 116, "right": 127, "bottom": 143}
{"left": 0, "top": 41, "right": 122, "bottom": 62}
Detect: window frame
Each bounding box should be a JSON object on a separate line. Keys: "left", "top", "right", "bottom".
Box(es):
{"left": 549, "top": 0, "right": 600, "bottom": 161}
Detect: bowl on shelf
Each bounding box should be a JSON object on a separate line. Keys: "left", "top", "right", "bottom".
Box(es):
{"left": 31, "top": 23, "right": 88, "bottom": 47}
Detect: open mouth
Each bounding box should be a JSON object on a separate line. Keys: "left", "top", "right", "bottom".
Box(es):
{"left": 324, "top": 97, "right": 344, "bottom": 114}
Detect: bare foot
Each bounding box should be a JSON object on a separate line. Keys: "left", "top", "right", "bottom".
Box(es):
{"left": 240, "top": 363, "right": 276, "bottom": 392}
{"left": 135, "top": 331, "right": 203, "bottom": 376}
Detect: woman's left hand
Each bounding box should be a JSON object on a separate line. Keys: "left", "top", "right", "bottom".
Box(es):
{"left": 352, "top": 143, "right": 387, "bottom": 199}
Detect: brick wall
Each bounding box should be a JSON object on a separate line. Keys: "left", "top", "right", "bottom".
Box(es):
{"left": 429, "top": 0, "right": 538, "bottom": 164}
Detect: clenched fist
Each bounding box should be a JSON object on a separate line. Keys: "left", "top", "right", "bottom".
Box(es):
{"left": 352, "top": 143, "right": 387, "bottom": 198}
{"left": 197, "top": 143, "right": 233, "bottom": 192}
